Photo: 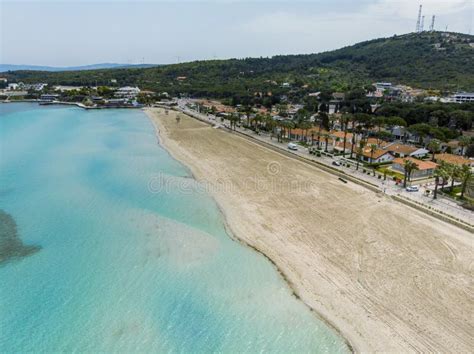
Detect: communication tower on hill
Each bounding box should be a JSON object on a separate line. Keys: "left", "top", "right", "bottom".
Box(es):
{"left": 415, "top": 4, "right": 423, "bottom": 32}
{"left": 429, "top": 15, "right": 436, "bottom": 31}
{"left": 421, "top": 15, "right": 425, "bottom": 31}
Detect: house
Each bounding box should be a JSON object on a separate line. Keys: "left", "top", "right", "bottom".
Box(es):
{"left": 384, "top": 143, "right": 428, "bottom": 158}
{"left": 434, "top": 153, "right": 473, "bottom": 167}
{"left": 330, "top": 131, "right": 353, "bottom": 148}
{"left": 389, "top": 126, "right": 406, "bottom": 140}
{"left": 7, "top": 83, "right": 19, "bottom": 90}
{"left": 361, "top": 148, "right": 394, "bottom": 163}
{"left": 333, "top": 141, "right": 353, "bottom": 154}
{"left": 287, "top": 128, "right": 324, "bottom": 142}
{"left": 440, "top": 141, "right": 463, "bottom": 155}
{"left": 332, "top": 92, "right": 345, "bottom": 101}
{"left": 392, "top": 157, "right": 438, "bottom": 179}
{"left": 365, "top": 137, "right": 390, "bottom": 148}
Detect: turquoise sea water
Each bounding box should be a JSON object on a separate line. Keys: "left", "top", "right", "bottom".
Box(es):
{"left": 0, "top": 103, "right": 348, "bottom": 352}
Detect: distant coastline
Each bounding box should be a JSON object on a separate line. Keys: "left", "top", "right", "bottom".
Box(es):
{"left": 0, "top": 100, "right": 142, "bottom": 110}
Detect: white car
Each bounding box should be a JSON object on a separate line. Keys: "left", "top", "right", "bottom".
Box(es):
{"left": 406, "top": 186, "right": 419, "bottom": 192}
{"left": 287, "top": 143, "right": 298, "bottom": 151}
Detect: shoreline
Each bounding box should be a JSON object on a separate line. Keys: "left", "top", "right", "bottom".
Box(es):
{"left": 146, "top": 110, "right": 354, "bottom": 352}
{"left": 145, "top": 107, "right": 473, "bottom": 353}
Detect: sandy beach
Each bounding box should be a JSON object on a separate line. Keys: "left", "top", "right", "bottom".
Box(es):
{"left": 146, "top": 108, "right": 473, "bottom": 353}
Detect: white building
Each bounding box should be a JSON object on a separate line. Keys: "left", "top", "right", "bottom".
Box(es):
{"left": 115, "top": 86, "right": 140, "bottom": 99}
{"left": 450, "top": 92, "right": 474, "bottom": 103}
{"left": 7, "top": 83, "right": 19, "bottom": 90}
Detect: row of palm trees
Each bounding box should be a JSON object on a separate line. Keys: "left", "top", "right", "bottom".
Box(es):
{"left": 222, "top": 108, "right": 473, "bottom": 201}
{"left": 427, "top": 137, "right": 471, "bottom": 160}
{"left": 401, "top": 157, "right": 472, "bottom": 200}
{"left": 432, "top": 161, "right": 472, "bottom": 200}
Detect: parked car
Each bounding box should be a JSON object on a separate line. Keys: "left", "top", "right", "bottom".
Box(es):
{"left": 406, "top": 186, "right": 419, "bottom": 192}
{"left": 287, "top": 143, "right": 298, "bottom": 151}
{"left": 332, "top": 161, "right": 341, "bottom": 166}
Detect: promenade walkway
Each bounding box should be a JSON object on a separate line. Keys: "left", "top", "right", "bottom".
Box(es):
{"left": 175, "top": 102, "right": 474, "bottom": 227}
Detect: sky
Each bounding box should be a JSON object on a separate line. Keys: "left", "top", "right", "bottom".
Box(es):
{"left": 0, "top": 0, "right": 472, "bottom": 66}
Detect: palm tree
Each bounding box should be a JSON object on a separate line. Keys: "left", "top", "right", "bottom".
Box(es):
{"left": 437, "top": 161, "right": 451, "bottom": 192}
{"left": 356, "top": 140, "right": 366, "bottom": 170}
{"left": 316, "top": 126, "right": 322, "bottom": 149}
{"left": 450, "top": 164, "right": 462, "bottom": 191}
{"left": 281, "top": 120, "right": 295, "bottom": 141}
{"left": 459, "top": 164, "right": 472, "bottom": 199}
{"left": 341, "top": 114, "right": 351, "bottom": 157}
{"left": 264, "top": 114, "right": 276, "bottom": 139}
{"left": 427, "top": 139, "right": 441, "bottom": 161}
{"left": 369, "top": 144, "right": 378, "bottom": 163}
{"left": 458, "top": 136, "right": 471, "bottom": 156}
{"left": 323, "top": 133, "right": 330, "bottom": 152}
{"left": 433, "top": 167, "right": 443, "bottom": 199}
{"left": 299, "top": 121, "right": 313, "bottom": 143}
{"left": 245, "top": 106, "right": 253, "bottom": 127}
{"left": 403, "top": 159, "right": 419, "bottom": 188}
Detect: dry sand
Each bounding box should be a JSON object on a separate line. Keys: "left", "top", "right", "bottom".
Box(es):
{"left": 146, "top": 108, "right": 473, "bottom": 353}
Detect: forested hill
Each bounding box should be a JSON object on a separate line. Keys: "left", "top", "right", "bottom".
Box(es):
{"left": 3, "top": 31, "right": 473, "bottom": 97}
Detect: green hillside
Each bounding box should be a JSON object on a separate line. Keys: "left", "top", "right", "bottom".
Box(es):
{"left": 3, "top": 31, "right": 473, "bottom": 97}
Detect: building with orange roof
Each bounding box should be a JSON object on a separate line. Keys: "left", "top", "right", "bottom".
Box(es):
{"left": 384, "top": 143, "right": 428, "bottom": 158}
{"left": 434, "top": 153, "right": 473, "bottom": 167}
{"left": 392, "top": 157, "right": 438, "bottom": 179}
{"left": 333, "top": 141, "right": 354, "bottom": 154}
{"left": 361, "top": 148, "right": 394, "bottom": 163}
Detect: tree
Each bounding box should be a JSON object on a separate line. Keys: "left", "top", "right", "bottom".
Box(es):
{"left": 433, "top": 173, "right": 440, "bottom": 199}
{"left": 341, "top": 114, "right": 351, "bottom": 157}
{"left": 320, "top": 112, "right": 330, "bottom": 131}
{"left": 437, "top": 161, "right": 451, "bottom": 192}
{"left": 449, "top": 164, "right": 462, "bottom": 190}
{"left": 465, "top": 144, "right": 474, "bottom": 158}
{"left": 427, "top": 139, "right": 441, "bottom": 161}
{"left": 369, "top": 144, "right": 378, "bottom": 163}
{"left": 356, "top": 140, "right": 366, "bottom": 170}
{"left": 459, "top": 165, "right": 473, "bottom": 199}
{"left": 458, "top": 136, "right": 471, "bottom": 156}
{"left": 245, "top": 106, "right": 253, "bottom": 126}
{"left": 323, "top": 133, "right": 330, "bottom": 152}
{"left": 403, "top": 159, "right": 419, "bottom": 187}
{"left": 298, "top": 121, "right": 313, "bottom": 142}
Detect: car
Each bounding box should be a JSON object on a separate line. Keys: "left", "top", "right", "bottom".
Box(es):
{"left": 332, "top": 161, "right": 341, "bottom": 166}
{"left": 406, "top": 186, "right": 419, "bottom": 192}
{"left": 287, "top": 143, "right": 298, "bottom": 151}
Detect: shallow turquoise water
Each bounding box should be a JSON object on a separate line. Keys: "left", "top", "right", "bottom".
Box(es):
{"left": 0, "top": 103, "right": 348, "bottom": 352}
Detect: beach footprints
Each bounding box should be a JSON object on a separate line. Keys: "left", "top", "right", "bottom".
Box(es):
{"left": 267, "top": 161, "right": 281, "bottom": 176}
